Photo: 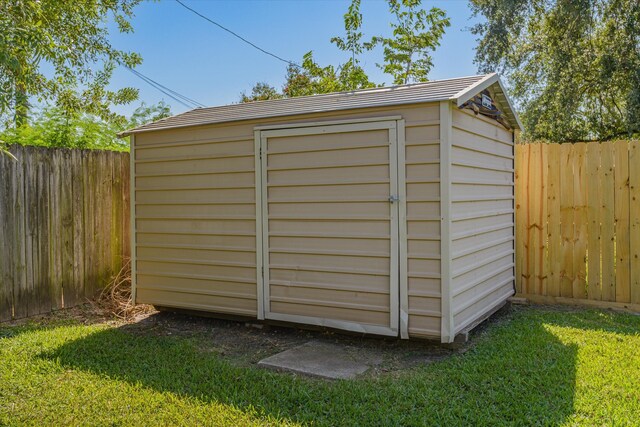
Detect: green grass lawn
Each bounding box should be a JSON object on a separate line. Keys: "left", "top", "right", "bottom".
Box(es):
{"left": 1, "top": 306, "right": 639, "bottom": 426}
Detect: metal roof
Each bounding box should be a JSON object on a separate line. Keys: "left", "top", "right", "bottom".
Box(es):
{"left": 120, "top": 73, "right": 521, "bottom": 136}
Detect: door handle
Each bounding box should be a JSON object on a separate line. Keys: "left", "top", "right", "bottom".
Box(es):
{"left": 389, "top": 195, "right": 399, "bottom": 203}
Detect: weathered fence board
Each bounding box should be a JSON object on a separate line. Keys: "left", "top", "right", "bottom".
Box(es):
{"left": 630, "top": 141, "right": 640, "bottom": 304}
{"left": 516, "top": 141, "right": 640, "bottom": 311}
{"left": 0, "top": 154, "right": 13, "bottom": 322}
{"left": 0, "top": 145, "right": 130, "bottom": 321}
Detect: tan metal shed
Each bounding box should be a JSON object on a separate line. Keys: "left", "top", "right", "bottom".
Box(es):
{"left": 121, "top": 73, "right": 522, "bottom": 343}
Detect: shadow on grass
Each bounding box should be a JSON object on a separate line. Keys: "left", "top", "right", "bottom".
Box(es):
{"left": 37, "top": 308, "right": 595, "bottom": 425}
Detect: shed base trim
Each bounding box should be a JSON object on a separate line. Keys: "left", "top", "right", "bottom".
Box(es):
{"left": 265, "top": 312, "right": 398, "bottom": 337}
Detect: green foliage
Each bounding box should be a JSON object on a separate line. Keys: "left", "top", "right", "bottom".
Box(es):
{"left": 1, "top": 108, "right": 123, "bottom": 151}
{"left": 282, "top": 53, "right": 377, "bottom": 98}
{"left": 471, "top": 0, "right": 640, "bottom": 142}
{"left": 240, "top": 82, "right": 284, "bottom": 103}
{"left": 241, "top": 55, "right": 378, "bottom": 104}
{"left": 0, "top": 0, "right": 143, "bottom": 126}
{"left": 330, "top": 0, "right": 376, "bottom": 64}
{"left": 241, "top": 0, "right": 449, "bottom": 102}
{"left": 280, "top": 0, "right": 379, "bottom": 97}
{"left": 0, "top": 102, "right": 172, "bottom": 152}
{"left": 374, "top": 0, "right": 450, "bottom": 85}
{"left": 241, "top": 0, "right": 379, "bottom": 103}
{"left": 126, "top": 101, "right": 172, "bottom": 129}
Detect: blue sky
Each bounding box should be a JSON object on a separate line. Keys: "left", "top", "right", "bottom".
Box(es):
{"left": 108, "top": 0, "right": 483, "bottom": 116}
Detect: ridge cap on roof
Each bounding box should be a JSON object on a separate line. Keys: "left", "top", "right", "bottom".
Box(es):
{"left": 233, "top": 73, "right": 490, "bottom": 107}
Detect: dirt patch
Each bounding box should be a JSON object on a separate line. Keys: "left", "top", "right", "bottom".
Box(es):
{"left": 2, "top": 302, "right": 516, "bottom": 376}
{"left": 119, "top": 309, "right": 488, "bottom": 375}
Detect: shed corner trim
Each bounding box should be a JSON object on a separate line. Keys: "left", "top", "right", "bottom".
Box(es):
{"left": 129, "top": 134, "right": 138, "bottom": 305}
{"left": 439, "top": 100, "right": 455, "bottom": 343}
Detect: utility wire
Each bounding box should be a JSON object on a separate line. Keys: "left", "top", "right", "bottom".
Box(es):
{"left": 125, "top": 68, "right": 196, "bottom": 109}
{"left": 127, "top": 67, "right": 206, "bottom": 108}
{"left": 125, "top": 67, "right": 206, "bottom": 109}
{"left": 126, "top": 67, "right": 205, "bottom": 108}
{"left": 174, "top": 0, "right": 300, "bottom": 68}
{"left": 128, "top": 68, "right": 206, "bottom": 108}
{"left": 125, "top": 68, "right": 193, "bottom": 109}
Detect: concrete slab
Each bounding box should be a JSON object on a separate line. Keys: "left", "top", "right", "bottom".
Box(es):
{"left": 258, "top": 341, "right": 382, "bottom": 379}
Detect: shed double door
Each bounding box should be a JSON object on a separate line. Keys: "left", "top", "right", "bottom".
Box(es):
{"left": 257, "top": 120, "right": 401, "bottom": 336}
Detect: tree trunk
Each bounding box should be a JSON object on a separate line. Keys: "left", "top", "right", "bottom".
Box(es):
{"left": 403, "top": 57, "right": 412, "bottom": 85}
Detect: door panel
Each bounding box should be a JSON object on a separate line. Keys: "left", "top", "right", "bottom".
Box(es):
{"left": 259, "top": 121, "right": 399, "bottom": 336}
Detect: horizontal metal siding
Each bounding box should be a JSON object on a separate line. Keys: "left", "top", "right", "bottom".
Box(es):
{"left": 450, "top": 108, "right": 515, "bottom": 334}
{"left": 132, "top": 103, "right": 445, "bottom": 336}
{"left": 134, "top": 123, "right": 258, "bottom": 315}
{"left": 405, "top": 104, "right": 442, "bottom": 338}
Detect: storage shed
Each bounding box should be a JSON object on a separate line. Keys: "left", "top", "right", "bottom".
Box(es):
{"left": 121, "top": 73, "right": 522, "bottom": 343}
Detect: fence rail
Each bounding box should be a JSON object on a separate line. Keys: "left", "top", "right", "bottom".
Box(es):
{"left": 0, "top": 145, "right": 130, "bottom": 321}
{"left": 515, "top": 141, "right": 640, "bottom": 311}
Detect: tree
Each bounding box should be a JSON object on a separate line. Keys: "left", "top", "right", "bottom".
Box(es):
{"left": 470, "top": 0, "right": 640, "bottom": 141}
{"left": 240, "top": 82, "right": 283, "bottom": 103}
{"left": 240, "top": 0, "right": 378, "bottom": 103}
{"left": 241, "top": 52, "right": 377, "bottom": 103}
{"left": 240, "top": 0, "right": 450, "bottom": 102}
{"left": 0, "top": 0, "right": 143, "bottom": 127}
{"left": 330, "top": 0, "right": 371, "bottom": 64}
{"left": 0, "top": 102, "right": 172, "bottom": 152}
{"left": 126, "top": 101, "right": 172, "bottom": 129}
{"left": 374, "top": 0, "right": 450, "bottom": 85}
{"left": 283, "top": 52, "right": 377, "bottom": 98}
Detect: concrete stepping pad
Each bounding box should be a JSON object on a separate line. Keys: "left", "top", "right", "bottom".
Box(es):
{"left": 258, "top": 341, "right": 382, "bottom": 379}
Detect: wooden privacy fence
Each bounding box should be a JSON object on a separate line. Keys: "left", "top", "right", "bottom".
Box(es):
{"left": 516, "top": 141, "right": 640, "bottom": 310}
{"left": 0, "top": 145, "right": 130, "bottom": 321}
{"left": 4, "top": 141, "right": 639, "bottom": 320}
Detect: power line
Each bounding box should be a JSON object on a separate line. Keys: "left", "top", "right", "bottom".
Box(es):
{"left": 128, "top": 68, "right": 206, "bottom": 108}
{"left": 125, "top": 67, "right": 206, "bottom": 109}
{"left": 125, "top": 67, "right": 196, "bottom": 109}
{"left": 174, "top": 0, "right": 300, "bottom": 68}
{"left": 127, "top": 67, "right": 206, "bottom": 108}
{"left": 126, "top": 67, "right": 205, "bottom": 108}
